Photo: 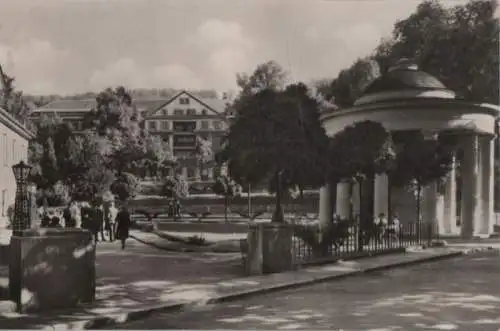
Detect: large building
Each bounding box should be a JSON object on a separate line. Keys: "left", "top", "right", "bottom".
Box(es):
{"left": 30, "top": 90, "right": 230, "bottom": 182}
{"left": 0, "top": 107, "right": 33, "bottom": 229}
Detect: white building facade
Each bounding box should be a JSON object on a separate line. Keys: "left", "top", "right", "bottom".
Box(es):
{"left": 0, "top": 107, "right": 33, "bottom": 229}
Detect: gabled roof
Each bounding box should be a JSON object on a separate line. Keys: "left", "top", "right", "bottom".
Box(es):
{"left": 146, "top": 90, "right": 227, "bottom": 117}
{"left": 33, "top": 99, "right": 96, "bottom": 113}
{"left": 31, "top": 98, "right": 171, "bottom": 114}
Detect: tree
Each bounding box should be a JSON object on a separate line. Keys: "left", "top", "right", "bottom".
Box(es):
{"left": 29, "top": 115, "right": 75, "bottom": 203}
{"left": 211, "top": 175, "right": 240, "bottom": 222}
{"left": 0, "top": 64, "right": 31, "bottom": 120}
{"left": 161, "top": 175, "right": 189, "bottom": 200}
{"left": 389, "top": 131, "right": 456, "bottom": 224}
{"left": 236, "top": 60, "right": 288, "bottom": 97}
{"left": 195, "top": 136, "right": 213, "bottom": 180}
{"left": 328, "top": 121, "right": 396, "bottom": 232}
{"left": 219, "top": 83, "right": 329, "bottom": 222}
{"left": 318, "top": 1, "right": 498, "bottom": 109}
{"left": 319, "top": 58, "right": 381, "bottom": 108}
{"left": 66, "top": 131, "right": 116, "bottom": 202}
{"left": 111, "top": 172, "right": 140, "bottom": 202}
{"left": 374, "top": 0, "right": 499, "bottom": 104}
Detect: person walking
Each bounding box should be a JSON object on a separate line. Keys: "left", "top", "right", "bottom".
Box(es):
{"left": 107, "top": 201, "right": 118, "bottom": 242}
{"left": 115, "top": 203, "right": 131, "bottom": 250}
{"left": 91, "top": 201, "right": 105, "bottom": 243}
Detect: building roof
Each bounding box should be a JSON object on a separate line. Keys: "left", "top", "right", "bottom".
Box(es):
{"left": 146, "top": 90, "right": 227, "bottom": 117}
{"left": 362, "top": 63, "right": 447, "bottom": 96}
{"left": 32, "top": 91, "right": 227, "bottom": 116}
{"left": 32, "top": 99, "right": 96, "bottom": 113}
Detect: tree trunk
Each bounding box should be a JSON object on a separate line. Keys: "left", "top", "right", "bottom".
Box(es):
{"left": 272, "top": 172, "right": 284, "bottom": 222}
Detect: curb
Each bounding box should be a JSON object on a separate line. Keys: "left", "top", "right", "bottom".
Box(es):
{"left": 45, "top": 249, "right": 465, "bottom": 330}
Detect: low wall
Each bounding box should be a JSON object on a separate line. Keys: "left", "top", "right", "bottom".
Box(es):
{"left": 9, "top": 228, "right": 95, "bottom": 313}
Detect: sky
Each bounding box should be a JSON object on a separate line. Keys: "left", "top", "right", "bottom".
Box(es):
{"left": 0, "top": 0, "right": 473, "bottom": 96}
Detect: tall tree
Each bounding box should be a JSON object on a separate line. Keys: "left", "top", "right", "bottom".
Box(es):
{"left": 219, "top": 83, "right": 329, "bottom": 222}
{"left": 390, "top": 131, "right": 456, "bottom": 223}
{"left": 236, "top": 61, "right": 288, "bottom": 97}
{"left": 375, "top": 0, "right": 499, "bottom": 104}
{"left": 0, "top": 64, "right": 31, "bottom": 120}
{"left": 328, "top": 121, "right": 396, "bottom": 229}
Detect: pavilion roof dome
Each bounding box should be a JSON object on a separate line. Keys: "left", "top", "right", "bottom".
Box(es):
{"left": 355, "top": 59, "right": 455, "bottom": 106}
{"left": 363, "top": 61, "right": 447, "bottom": 95}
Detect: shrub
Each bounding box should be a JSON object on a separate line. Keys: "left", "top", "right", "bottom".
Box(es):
{"left": 293, "top": 218, "right": 354, "bottom": 257}
{"left": 111, "top": 172, "right": 140, "bottom": 202}
{"left": 36, "top": 181, "right": 70, "bottom": 207}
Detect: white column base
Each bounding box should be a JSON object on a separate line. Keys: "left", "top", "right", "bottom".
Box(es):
{"left": 374, "top": 174, "right": 389, "bottom": 217}
{"left": 336, "top": 182, "right": 351, "bottom": 220}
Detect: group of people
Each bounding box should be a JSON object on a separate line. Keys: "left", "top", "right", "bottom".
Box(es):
{"left": 38, "top": 200, "right": 132, "bottom": 250}
{"left": 374, "top": 212, "right": 401, "bottom": 241}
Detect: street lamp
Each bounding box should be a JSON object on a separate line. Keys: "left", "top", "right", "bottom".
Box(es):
{"left": 12, "top": 161, "right": 32, "bottom": 236}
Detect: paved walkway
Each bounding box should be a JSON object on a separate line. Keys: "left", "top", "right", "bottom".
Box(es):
{"left": 117, "top": 251, "right": 500, "bottom": 330}
{"left": 0, "top": 245, "right": 467, "bottom": 330}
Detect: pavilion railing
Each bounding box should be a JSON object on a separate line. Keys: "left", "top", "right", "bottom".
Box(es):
{"left": 292, "top": 221, "right": 438, "bottom": 265}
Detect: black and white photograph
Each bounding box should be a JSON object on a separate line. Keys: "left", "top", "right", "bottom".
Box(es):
{"left": 0, "top": 0, "right": 499, "bottom": 330}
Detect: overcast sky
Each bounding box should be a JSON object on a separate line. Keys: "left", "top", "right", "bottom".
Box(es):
{"left": 0, "top": 0, "right": 472, "bottom": 96}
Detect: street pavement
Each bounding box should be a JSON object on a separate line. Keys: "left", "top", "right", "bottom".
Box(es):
{"left": 114, "top": 251, "right": 500, "bottom": 331}
{"left": 0, "top": 240, "right": 244, "bottom": 329}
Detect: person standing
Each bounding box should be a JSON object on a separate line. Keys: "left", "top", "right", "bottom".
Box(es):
{"left": 69, "top": 201, "right": 81, "bottom": 228}
{"left": 115, "top": 203, "right": 131, "bottom": 250}
{"left": 107, "top": 201, "right": 118, "bottom": 242}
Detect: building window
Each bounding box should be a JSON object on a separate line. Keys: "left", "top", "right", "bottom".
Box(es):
{"left": 162, "top": 109, "right": 168, "bottom": 115}
{"left": 186, "top": 108, "right": 196, "bottom": 116}
{"left": 187, "top": 168, "right": 195, "bottom": 179}
{"left": 173, "top": 109, "right": 183, "bottom": 116}
{"left": 212, "top": 120, "right": 222, "bottom": 130}
{"left": 201, "top": 121, "right": 209, "bottom": 130}
{"left": 148, "top": 121, "right": 157, "bottom": 131}
{"left": 179, "top": 97, "right": 190, "bottom": 105}
{"left": 160, "top": 121, "right": 169, "bottom": 131}
{"left": 201, "top": 109, "right": 208, "bottom": 115}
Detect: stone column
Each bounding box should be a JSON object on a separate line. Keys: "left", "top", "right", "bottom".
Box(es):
{"left": 479, "top": 135, "right": 495, "bottom": 235}
{"left": 460, "top": 134, "right": 480, "bottom": 239}
{"left": 336, "top": 182, "right": 351, "bottom": 219}
{"left": 374, "top": 173, "right": 389, "bottom": 217}
{"left": 318, "top": 184, "right": 333, "bottom": 227}
{"left": 443, "top": 154, "right": 459, "bottom": 235}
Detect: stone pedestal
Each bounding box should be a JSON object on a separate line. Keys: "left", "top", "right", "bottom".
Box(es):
{"left": 245, "top": 223, "right": 293, "bottom": 276}
{"left": 9, "top": 228, "right": 95, "bottom": 313}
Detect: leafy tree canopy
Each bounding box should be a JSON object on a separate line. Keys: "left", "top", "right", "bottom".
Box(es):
{"left": 320, "top": 0, "right": 499, "bottom": 108}
{"left": 328, "top": 120, "right": 395, "bottom": 182}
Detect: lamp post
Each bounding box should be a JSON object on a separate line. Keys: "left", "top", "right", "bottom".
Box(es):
{"left": 12, "top": 161, "right": 32, "bottom": 236}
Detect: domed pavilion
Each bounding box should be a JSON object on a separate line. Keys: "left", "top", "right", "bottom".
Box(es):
{"left": 319, "top": 61, "right": 500, "bottom": 238}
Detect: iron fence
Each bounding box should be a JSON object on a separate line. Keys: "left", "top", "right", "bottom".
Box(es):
{"left": 292, "top": 221, "right": 438, "bottom": 265}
